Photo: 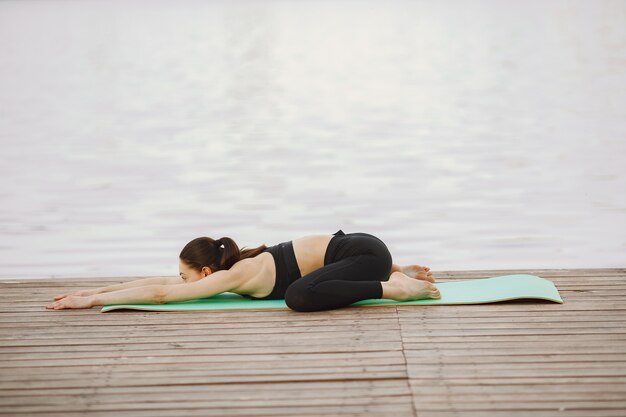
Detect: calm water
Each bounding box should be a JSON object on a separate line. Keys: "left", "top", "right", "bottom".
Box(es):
{"left": 0, "top": 0, "right": 624, "bottom": 279}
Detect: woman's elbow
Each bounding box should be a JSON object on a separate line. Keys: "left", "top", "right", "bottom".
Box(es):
{"left": 153, "top": 286, "right": 169, "bottom": 304}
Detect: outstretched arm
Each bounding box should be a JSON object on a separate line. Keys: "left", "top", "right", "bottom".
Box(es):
{"left": 89, "top": 276, "right": 183, "bottom": 294}
{"left": 89, "top": 285, "right": 163, "bottom": 306}
{"left": 46, "top": 285, "right": 163, "bottom": 310}
{"left": 47, "top": 261, "right": 251, "bottom": 310}
{"left": 53, "top": 276, "right": 183, "bottom": 300}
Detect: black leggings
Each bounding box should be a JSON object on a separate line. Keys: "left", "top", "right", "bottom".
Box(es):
{"left": 284, "top": 230, "right": 393, "bottom": 312}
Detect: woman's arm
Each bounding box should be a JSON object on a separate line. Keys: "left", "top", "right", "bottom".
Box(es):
{"left": 47, "top": 285, "right": 164, "bottom": 310}
{"left": 47, "top": 262, "right": 250, "bottom": 310}
{"left": 91, "top": 263, "right": 248, "bottom": 306}
{"left": 53, "top": 276, "right": 183, "bottom": 300}
{"left": 92, "top": 277, "right": 183, "bottom": 294}
{"left": 88, "top": 285, "right": 163, "bottom": 306}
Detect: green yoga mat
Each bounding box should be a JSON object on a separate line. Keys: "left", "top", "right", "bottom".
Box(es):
{"left": 100, "top": 274, "right": 563, "bottom": 312}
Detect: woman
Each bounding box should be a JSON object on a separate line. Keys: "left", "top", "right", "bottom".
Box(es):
{"left": 47, "top": 229, "right": 440, "bottom": 311}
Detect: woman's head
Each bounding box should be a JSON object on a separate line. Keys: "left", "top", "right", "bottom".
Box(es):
{"left": 179, "top": 236, "right": 267, "bottom": 283}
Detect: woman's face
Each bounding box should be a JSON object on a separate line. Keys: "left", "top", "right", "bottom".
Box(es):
{"left": 178, "top": 259, "right": 211, "bottom": 283}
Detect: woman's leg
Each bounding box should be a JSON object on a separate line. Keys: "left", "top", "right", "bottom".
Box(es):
{"left": 284, "top": 235, "right": 392, "bottom": 312}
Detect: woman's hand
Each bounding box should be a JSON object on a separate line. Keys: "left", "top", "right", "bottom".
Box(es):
{"left": 53, "top": 289, "right": 97, "bottom": 300}
{"left": 46, "top": 295, "right": 94, "bottom": 310}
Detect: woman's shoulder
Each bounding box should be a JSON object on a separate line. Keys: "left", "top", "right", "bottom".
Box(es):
{"left": 228, "top": 251, "right": 275, "bottom": 296}
{"left": 232, "top": 252, "right": 272, "bottom": 274}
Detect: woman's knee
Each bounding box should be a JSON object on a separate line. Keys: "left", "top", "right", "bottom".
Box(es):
{"left": 284, "top": 283, "right": 314, "bottom": 312}
{"left": 355, "top": 235, "right": 392, "bottom": 278}
{"left": 369, "top": 243, "right": 392, "bottom": 279}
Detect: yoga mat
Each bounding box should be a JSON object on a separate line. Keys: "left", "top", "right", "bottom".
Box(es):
{"left": 101, "top": 274, "right": 563, "bottom": 312}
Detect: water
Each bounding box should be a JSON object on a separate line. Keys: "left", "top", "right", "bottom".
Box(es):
{"left": 0, "top": 0, "right": 624, "bottom": 279}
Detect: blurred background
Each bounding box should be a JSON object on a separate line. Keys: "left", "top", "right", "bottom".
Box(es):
{"left": 0, "top": 0, "right": 624, "bottom": 279}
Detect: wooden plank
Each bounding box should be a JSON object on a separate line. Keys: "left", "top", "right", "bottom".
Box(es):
{"left": 0, "top": 268, "right": 625, "bottom": 417}
{"left": 411, "top": 401, "right": 626, "bottom": 412}
{"left": 416, "top": 412, "right": 626, "bottom": 417}
{"left": 0, "top": 369, "right": 412, "bottom": 390}
{"left": 0, "top": 404, "right": 416, "bottom": 416}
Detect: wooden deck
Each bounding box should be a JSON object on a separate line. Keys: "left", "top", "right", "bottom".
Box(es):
{"left": 1, "top": 268, "right": 625, "bottom": 417}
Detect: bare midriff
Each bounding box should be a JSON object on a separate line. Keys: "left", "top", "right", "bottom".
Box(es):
{"left": 233, "top": 233, "right": 334, "bottom": 299}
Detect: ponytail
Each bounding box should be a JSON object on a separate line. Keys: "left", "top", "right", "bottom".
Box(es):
{"left": 179, "top": 236, "right": 267, "bottom": 272}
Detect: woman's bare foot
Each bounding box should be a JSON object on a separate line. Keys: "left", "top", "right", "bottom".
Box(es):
{"left": 381, "top": 271, "right": 441, "bottom": 301}
{"left": 401, "top": 265, "right": 435, "bottom": 282}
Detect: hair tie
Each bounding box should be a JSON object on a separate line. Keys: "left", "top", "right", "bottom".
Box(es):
{"left": 215, "top": 238, "right": 222, "bottom": 247}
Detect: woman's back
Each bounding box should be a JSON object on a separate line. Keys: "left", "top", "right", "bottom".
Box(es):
{"left": 233, "top": 233, "right": 335, "bottom": 299}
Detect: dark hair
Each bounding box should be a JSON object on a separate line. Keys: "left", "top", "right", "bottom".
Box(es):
{"left": 179, "top": 236, "right": 267, "bottom": 272}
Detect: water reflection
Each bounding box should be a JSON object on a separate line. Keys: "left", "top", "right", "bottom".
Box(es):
{"left": 0, "top": 0, "right": 624, "bottom": 278}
